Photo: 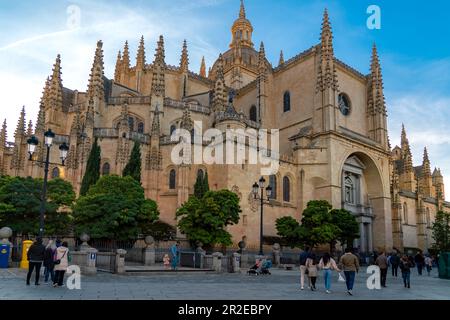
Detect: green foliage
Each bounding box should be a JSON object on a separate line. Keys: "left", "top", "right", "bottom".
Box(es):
{"left": 143, "top": 220, "right": 177, "bottom": 241}
{"left": 194, "top": 170, "right": 210, "bottom": 199}
{"left": 73, "top": 175, "right": 159, "bottom": 240}
{"left": 432, "top": 211, "right": 450, "bottom": 253}
{"left": 80, "top": 138, "right": 101, "bottom": 196}
{"left": 0, "top": 176, "right": 74, "bottom": 235}
{"left": 176, "top": 190, "right": 241, "bottom": 247}
{"left": 123, "top": 140, "right": 142, "bottom": 183}
{"left": 203, "top": 171, "right": 210, "bottom": 193}
{"left": 276, "top": 200, "right": 359, "bottom": 249}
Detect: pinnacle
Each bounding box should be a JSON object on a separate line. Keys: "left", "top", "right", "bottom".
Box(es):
{"left": 200, "top": 56, "right": 206, "bottom": 77}
{"left": 239, "top": 0, "right": 246, "bottom": 19}
{"left": 279, "top": 50, "right": 285, "bottom": 66}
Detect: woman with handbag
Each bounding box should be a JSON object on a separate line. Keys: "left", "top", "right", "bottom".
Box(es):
{"left": 53, "top": 241, "right": 69, "bottom": 288}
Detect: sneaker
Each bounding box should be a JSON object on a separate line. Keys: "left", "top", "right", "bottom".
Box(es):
{"left": 301, "top": 287, "right": 304, "bottom": 290}
{"left": 35, "top": 283, "right": 40, "bottom": 286}
{"left": 407, "top": 284, "right": 410, "bottom": 288}
{"left": 348, "top": 290, "right": 353, "bottom": 296}
{"left": 326, "top": 290, "right": 331, "bottom": 294}
{"left": 53, "top": 283, "right": 58, "bottom": 288}
{"left": 26, "top": 282, "right": 30, "bottom": 286}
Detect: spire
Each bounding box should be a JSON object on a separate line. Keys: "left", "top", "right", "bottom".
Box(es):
{"left": 401, "top": 124, "right": 413, "bottom": 172}
{"left": 258, "top": 42, "right": 267, "bottom": 74}
{"left": 136, "top": 35, "right": 146, "bottom": 69}
{"left": 87, "top": 40, "right": 105, "bottom": 101}
{"left": 0, "top": 119, "right": 6, "bottom": 148}
{"left": 239, "top": 0, "right": 246, "bottom": 19}
{"left": 212, "top": 54, "right": 227, "bottom": 112}
{"left": 114, "top": 50, "right": 122, "bottom": 82}
{"left": 14, "top": 106, "right": 26, "bottom": 140}
{"left": 422, "top": 147, "right": 431, "bottom": 177}
{"left": 27, "top": 120, "right": 33, "bottom": 136}
{"left": 151, "top": 104, "right": 161, "bottom": 136}
{"left": 122, "top": 41, "right": 130, "bottom": 71}
{"left": 278, "top": 50, "right": 285, "bottom": 66}
{"left": 48, "top": 55, "right": 63, "bottom": 111}
{"left": 368, "top": 43, "right": 387, "bottom": 115}
{"left": 40, "top": 76, "right": 50, "bottom": 108}
{"left": 151, "top": 35, "right": 166, "bottom": 96}
{"left": 35, "top": 103, "right": 45, "bottom": 135}
{"left": 70, "top": 110, "right": 81, "bottom": 137}
{"left": 200, "top": 56, "right": 206, "bottom": 77}
{"left": 180, "top": 40, "right": 189, "bottom": 73}
{"left": 316, "top": 9, "right": 338, "bottom": 92}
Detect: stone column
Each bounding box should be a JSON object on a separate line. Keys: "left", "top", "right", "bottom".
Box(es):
{"left": 115, "top": 249, "right": 127, "bottom": 274}
{"left": 359, "top": 222, "right": 366, "bottom": 253}
{"left": 78, "top": 233, "right": 91, "bottom": 252}
{"left": 212, "top": 252, "right": 223, "bottom": 273}
{"left": 85, "top": 247, "right": 98, "bottom": 275}
{"left": 272, "top": 243, "right": 281, "bottom": 266}
{"left": 0, "top": 227, "right": 12, "bottom": 267}
{"left": 232, "top": 253, "right": 241, "bottom": 273}
{"left": 143, "top": 236, "right": 155, "bottom": 266}
{"left": 238, "top": 238, "right": 248, "bottom": 268}
{"left": 367, "top": 223, "right": 374, "bottom": 253}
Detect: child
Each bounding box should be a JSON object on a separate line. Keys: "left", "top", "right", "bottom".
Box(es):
{"left": 163, "top": 254, "right": 170, "bottom": 269}
{"left": 306, "top": 253, "right": 318, "bottom": 291}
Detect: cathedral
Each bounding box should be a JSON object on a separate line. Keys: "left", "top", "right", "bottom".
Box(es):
{"left": 0, "top": 1, "right": 448, "bottom": 253}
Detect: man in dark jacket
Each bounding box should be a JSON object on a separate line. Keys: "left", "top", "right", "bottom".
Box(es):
{"left": 26, "top": 238, "right": 46, "bottom": 285}
{"left": 414, "top": 251, "right": 425, "bottom": 276}
{"left": 390, "top": 252, "right": 400, "bottom": 277}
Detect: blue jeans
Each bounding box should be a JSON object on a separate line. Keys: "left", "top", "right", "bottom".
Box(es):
{"left": 171, "top": 255, "right": 179, "bottom": 269}
{"left": 44, "top": 267, "right": 55, "bottom": 282}
{"left": 323, "top": 269, "right": 332, "bottom": 290}
{"left": 344, "top": 271, "right": 356, "bottom": 290}
{"left": 402, "top": 271, "right": 411, "bottom": 286}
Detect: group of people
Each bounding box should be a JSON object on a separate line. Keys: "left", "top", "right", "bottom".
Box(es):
{"left": 298, "top": 247, "right": 437, "bottom": 295}
{"left": 25, "top": 237, "right": 70, "bottom": 287}
{"left": 163, "top": 241, "right": 181, "bottom": 270}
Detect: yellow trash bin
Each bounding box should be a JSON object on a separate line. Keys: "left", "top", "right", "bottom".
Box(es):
{"left": 20, "top": 240, "right": 33, "bottom": 269}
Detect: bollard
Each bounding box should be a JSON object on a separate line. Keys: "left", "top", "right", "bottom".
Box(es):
{"left": 115, "top": 249, "right": 127, "bottom": 274}
{"left": 212, "top": 252, "right": 223, "bottom": 273}
{"left": 232, "top": 253, "right": 241, "bottom": 273}
{"left": 143, "top": 236, "right": 155, "bottom": 266}
{"left": 19, "top": 240, "right": 33, "bottom": 269}
{"left": 85, "top": 247, "right": 98, "bottom": 275}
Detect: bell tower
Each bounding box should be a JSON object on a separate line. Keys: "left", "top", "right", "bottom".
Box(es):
{"left": 230, "top": 0, "right": 254, "bottom": 48}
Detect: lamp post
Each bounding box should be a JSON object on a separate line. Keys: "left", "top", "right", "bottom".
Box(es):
{"left": 252, "top": 177, "right": 272, "bottom": 256}
{"left": 27, "top": 129, "right": 69, "bottom": 237}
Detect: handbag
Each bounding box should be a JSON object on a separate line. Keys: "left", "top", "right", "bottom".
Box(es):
{"left": 54, "top": 250, "right": 67, "bottom": 265}
{"left": 338, "top": 272, "right": 345, "bottom": 282}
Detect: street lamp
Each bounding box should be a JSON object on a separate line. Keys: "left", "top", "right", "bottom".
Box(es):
{"left": 252, "top": 177, "right": 273, "bottom": 256}
{"left": 27, "top": 129, "right": 69, "bottom": 237}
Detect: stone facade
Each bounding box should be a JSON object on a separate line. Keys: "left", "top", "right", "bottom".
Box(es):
{"left": 1, "top": 1, "right": 449, "bottom": 252}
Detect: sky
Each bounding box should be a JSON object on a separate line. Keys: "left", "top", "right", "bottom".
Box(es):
{"left": 0, "top": 0, "right": 449, "bottom": 198}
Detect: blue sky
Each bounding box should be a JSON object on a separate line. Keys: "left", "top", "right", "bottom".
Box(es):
{"left": 0, "top": 0, "right": 449, "bottom": 197}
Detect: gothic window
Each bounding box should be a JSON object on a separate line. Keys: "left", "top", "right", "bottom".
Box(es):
{"left": 338, "top": 93, "right": 351, "bottom": 116}
{"left": 102, "top": 162, "right": 110, "bottom": 176}
{"left": 269, "top": 175, "right": 277, "bottom": 200}
{"left": 403, "top": 203, "right": 408, "bottom": 224}
{"left": 51, "top": 167, "right": 60, "bottom": 179}
{"left": 137, "top": 122, "right": 144, "bottom": 134}
{"left": 344, "top": 175, "right": 355, "bottom": 204}
{"left": 170, "top": 125, "right": 177, "bottom": 136}
{"left": 283, "top": 91, "right": 291, "bottom": 112}
{"left": 128, "top": 116, "right": 135, "bottom": 131}
{"left": 283, "top": 176, "right": 290, "bottom": 202}
{"left": 249, "top": 105, "right": 257, "bottom": 122}
{"left": 169, "top": 169, "right": 176, "bottom": 190}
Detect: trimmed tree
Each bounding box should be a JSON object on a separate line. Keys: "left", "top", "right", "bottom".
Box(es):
{"left": 330, "top": 208, "right": 360, "bottom": 249}
{"left": 73, "top": 175, "right": 159, "bottom": 240}
{"left": 123, "top": 140, "right": 142, "bottom": 183}
{"left": 80, "top": 138, "right": 101, "bottom": 196}
{"left": 194, "top": 171, "right": 210, "bottom": 199}
{"left": 203, "top": 171, "right": 210, "bottom": 194}
{"left": 176, "top": 190, "right": 241, "bottom": 249}
{"left": 432, "top": 211, "right": 450, "bottom": 253}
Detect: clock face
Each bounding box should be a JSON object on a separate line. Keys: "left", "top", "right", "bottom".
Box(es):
{"left": 338, "top": 93, "right": 351, "bottom": 116}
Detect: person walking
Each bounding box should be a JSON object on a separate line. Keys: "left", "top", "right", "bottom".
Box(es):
{"left": 400, "top": 255, "right": 413, "bottom": 288}
{"left": 375, "top": 251, "right": 389, "bottom": 287}
{"left": 26, "top": 237, "right": 46, "bottom": 286}
{"left": 390, "top": 252, "right": 400, "bottom": 277}
{"left": 299, "top": 246, "right": 310, "bottom": 290}
{"left": 425, "top": 255, "right": 433, "bottom": 276}
{"left": 414, "top": 251, "right": 425, "bottom": 275}
{"left": 53, "top": 241, "right": 69, "bottom": 287}
{"left": 170, "top": 241, "right": 180, "bottom": 270}
{"left": 305, "top": 253, "right": 318, "bottom": 291}
{"left": 43, "top": 240, "right": 56, "bottom": 283}
{"left": 319, "top": 253, "right": 341, "bottom": 294}
{"left": 339, "top": 247, "right": 360, "bottom": 295}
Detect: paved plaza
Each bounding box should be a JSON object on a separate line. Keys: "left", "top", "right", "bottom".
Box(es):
{"left": 0, "top": 267, "right": 448, "bottom": 300}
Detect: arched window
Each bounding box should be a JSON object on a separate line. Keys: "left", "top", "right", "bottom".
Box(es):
{"left": 128, "top": 116, "right": 135, "bottom": 131}
{"left": 338, "top": 93, "right": 351, "bottom": 116}
{"left": 403, "top": 203, "right": 408, "bottom": 224}
{"left": 169, "top": 169, "right": 176, "bottom": 190}
{"left": 344, "top": 175, "right": 355, "bottom": 204}
{"left": 249, "top": 105, "right": 257, "bottom": 122}
{"left": 137, "top": 122, "right": 144, "bottom": 134}
{"left": 102, "top": 162, "right": 110, "bottom": 176}
{"left": 197, "top": 169, "right": 204, "bottom": 180}
{"left": 191, "top": 128, "right": 195, "bottom": 141}
{"left": 283, "top": 91, "right": 291, "bottom": 112}
{"left": 51, "top": 167, "right": 60, "bottom": 179}
{"left": 170, "top": 125, "right": 177, "bottom": 136}
{"left": 269, "top": 175, "right": 277, "bottom": 199}
{"left": 283, "top": 176, "right": 290, "bottom": 202}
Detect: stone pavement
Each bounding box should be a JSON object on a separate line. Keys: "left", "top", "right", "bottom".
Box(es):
{"left": 0, "top": 267, "right": 448, "bottom": 300}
